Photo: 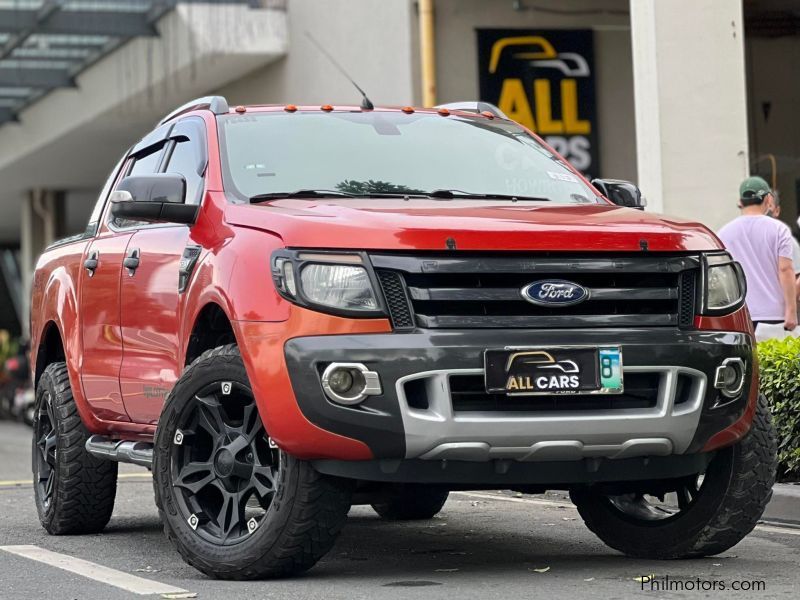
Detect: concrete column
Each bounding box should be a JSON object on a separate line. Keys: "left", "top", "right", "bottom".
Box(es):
{"left": 630, "top": 0, "right": 749, "bottom": 230}
{"left": 20, "top": 190, "right": 59, "bottom": 338}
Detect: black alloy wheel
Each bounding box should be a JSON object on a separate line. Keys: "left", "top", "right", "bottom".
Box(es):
{"left": 570, "top": 394, "right": 777, "bottom": 558}
{"left": 154, "top": 344, "right": 353, "bottom": 579}
{"left": 32, "top": 362, "right": 117, "bottom": 534}
{"left": 170, "top": 381, "right": 278, "bottom": 546}
{"left": 605, "top": 473, "right": 706, "bottom": 523}
{"left": 33, "top": 388, "right": 57, "bottom": 508}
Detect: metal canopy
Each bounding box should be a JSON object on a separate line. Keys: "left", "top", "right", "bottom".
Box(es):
{"left": 0, "top": 0, "right": 259, "bottom": 125}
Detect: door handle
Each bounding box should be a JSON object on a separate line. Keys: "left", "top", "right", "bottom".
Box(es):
{"left": 84, "top": 251, "right": 99, "bottom": 277}
{"left": 123, "top": 248, "right": 140, "bottom": 276}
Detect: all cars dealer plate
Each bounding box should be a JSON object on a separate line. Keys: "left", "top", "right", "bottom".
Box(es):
{"left": 484, "top": 346, "right": 623, "bottom": 396}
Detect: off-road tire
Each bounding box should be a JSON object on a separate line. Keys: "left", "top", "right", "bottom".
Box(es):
{"left": 33, "top": 362, "right": 118, "bottom": 534}
{"left": 570, "top": 394, "right": 777, "bottom": 559}
{"left": 153, "top": 344, "right": 353, "bottom": 579}
{"left": 371, "top": 484, "right": 449, "bottom": 520}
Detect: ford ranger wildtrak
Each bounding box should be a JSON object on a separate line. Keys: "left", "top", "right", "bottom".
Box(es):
{"left": 29, "top": 96, "right": 776, "bottom": 579}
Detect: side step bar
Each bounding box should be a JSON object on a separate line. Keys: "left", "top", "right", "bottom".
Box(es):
{"left": 85, "top": 435, "right": 154, "bottom": 468}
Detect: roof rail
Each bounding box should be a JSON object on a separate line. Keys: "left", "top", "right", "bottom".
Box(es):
{"left": 159, "top": 96, "right": 230, "bottom": 125}
{"left": 434, "top": 101, "right": 508, "bottom": 119}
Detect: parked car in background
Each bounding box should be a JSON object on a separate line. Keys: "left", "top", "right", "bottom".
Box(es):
{"left": 1, "top": 343, "right": 33, "bottom": 425}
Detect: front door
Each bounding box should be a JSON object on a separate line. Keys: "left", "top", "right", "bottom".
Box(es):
{"left": 119, "top": 116, "right": 208, "bottom": 424}
{"left": 119, "top": 226, "right": 189, "bottom": 424}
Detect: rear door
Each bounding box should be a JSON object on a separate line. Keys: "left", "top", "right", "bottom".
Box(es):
{"left": 119, "top": 118, "right": 208, "bottom": 424}
{"left": 80, "top": 232, "right": 133, "bottom": 422}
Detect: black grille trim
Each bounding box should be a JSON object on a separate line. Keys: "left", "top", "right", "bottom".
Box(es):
{"left": 370, "top": 254, "right": 700, "bottom": 274}
{"left": 376, "top": 270, "right": 415, "bottom": 329}
{"left": 371, "top": 253, "right": 701, "bottom": 330}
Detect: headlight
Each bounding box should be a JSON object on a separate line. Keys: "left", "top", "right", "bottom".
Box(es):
{"left": 300, "top": 264, "right": 378, "bottom": 310}
{"left": 271, "top": 251, "right": 382, "bottom": 316}
{"left": 703, "top": 253, "right": 746, "bottom": 314}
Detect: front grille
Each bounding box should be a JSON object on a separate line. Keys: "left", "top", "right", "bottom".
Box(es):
{"left": 371, "top": 253, "right": 701, "bottom": 329}
{"left": 448, "top": 372, "right": 662, "bottom": 412}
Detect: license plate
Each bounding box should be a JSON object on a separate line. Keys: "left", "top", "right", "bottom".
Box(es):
{"left": 484, "top": 346, "right": 623, "bottom": 396}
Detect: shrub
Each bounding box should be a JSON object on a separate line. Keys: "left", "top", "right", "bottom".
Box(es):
{"left": 0, "top": 330, "right": 18, "bottom": 376}
{"left": 757, "top": 336, "right": 800, "bottom": 481}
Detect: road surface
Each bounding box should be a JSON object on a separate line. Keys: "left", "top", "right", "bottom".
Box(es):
{"left": 1, "top": 421, "right": 798, "bottom": 599}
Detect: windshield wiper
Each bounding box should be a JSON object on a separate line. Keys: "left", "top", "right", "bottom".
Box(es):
{"left": 250, "top": 189, "right": 438, "bottom": 203}
{"left": 427, "top": 189, "right": 551, "bottom": 202}
{"left": 250, "top": 189, "right": 356, "bottom": 203}
{"left": 250, "top": 188, "right": 551, "bottom": 203}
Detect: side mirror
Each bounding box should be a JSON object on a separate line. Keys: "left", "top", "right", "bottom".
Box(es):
{"left": 592, "top": 179, "right": 647, "bottom": 211}
{"left": 110, "top": 174, "right": 198, "bottom": 224}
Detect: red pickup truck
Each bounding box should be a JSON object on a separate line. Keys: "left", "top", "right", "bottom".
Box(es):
{"left": 30, "top": 96, "right": 776, "bottom": 580}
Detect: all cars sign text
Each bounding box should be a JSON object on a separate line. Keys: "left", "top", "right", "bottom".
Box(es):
{"left": 477, "top": 29, "right": 600, "bottom": 180}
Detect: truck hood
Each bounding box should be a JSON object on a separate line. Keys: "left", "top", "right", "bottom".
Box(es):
{"left": 225, "top": 199, "right": 722, "bottom": 252}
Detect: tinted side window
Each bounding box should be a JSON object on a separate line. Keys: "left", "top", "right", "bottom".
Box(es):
{"left": 87, "top": 154, "right": 126, "bottom": 236}
{"left": 129, "top": 145, "right": 166, "bottom": 176}
{"left": 164, "top": 140, "right": 204, "bottom": 205}
{"left": 164, "top": 117, "right": 207, "bottom": 206}
{"left": 112, "top": 145, "right": 166, "bottom": 229}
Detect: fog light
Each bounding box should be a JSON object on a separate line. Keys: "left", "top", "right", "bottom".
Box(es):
{"left": 328, "top": 369, "right": 354, "bottom": 395}
{"left": 321, "top": 363, "right": 382, "bottom": 405}
{"left": 714, "top": 357, "right": 745, "bottom": 399}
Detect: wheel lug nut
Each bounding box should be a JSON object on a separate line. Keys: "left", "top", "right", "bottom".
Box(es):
{"left": 247, "top": 517, "right": 258, "bottom": 533}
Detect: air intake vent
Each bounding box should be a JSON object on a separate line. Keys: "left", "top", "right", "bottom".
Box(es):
{"left": 678, "top": 270, "right": 697, "bottom": 327}
{"left": 448, "top": 373, "right": 661, "bottom": 412}
{"left": 376, "top": 270, "right": 414, "bottom": 329}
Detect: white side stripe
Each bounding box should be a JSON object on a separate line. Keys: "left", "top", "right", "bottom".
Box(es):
{"left": 753, "top": 524, "right": 800, "bottom": 537}
{"left": 0, "top": 545, "right": 190, "bottom": 596}
{"left": 454, "top": 491, "right": 570, "bottom": 508}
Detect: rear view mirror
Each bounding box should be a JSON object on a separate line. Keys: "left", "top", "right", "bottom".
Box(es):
{"left": 592, "top": 179, "right": 647, "bottom": 211}
{"left": 110, "top": 174, "right": 197, "bottom": 224}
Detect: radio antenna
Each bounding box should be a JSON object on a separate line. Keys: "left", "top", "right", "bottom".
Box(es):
{"left": 304, "top": 31, "right": 374, "bottom": 110}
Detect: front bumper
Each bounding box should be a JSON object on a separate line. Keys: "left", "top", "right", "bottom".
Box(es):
{"left": 285, "top": 328, "right": 754, "bottom": 462}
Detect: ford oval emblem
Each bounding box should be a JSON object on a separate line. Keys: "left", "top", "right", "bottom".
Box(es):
{"left": 521, "top": 280, "right": 589, "bottom": 307}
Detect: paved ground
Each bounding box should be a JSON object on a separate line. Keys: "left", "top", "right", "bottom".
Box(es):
{"left": 1, "top": 420, "right": 799, "bottom": 599}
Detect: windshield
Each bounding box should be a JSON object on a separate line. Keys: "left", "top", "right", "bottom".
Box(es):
{"left": 218, "top": 111, "right": 600, "bottom": 204}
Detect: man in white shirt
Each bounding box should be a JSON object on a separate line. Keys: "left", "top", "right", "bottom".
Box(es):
{"left": 718, "top": 176, "right": 798, "bottom": 331}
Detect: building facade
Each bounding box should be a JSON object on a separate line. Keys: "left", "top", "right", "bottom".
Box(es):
{"left": 0, "top": 0, "right": 797, "bottom": 336}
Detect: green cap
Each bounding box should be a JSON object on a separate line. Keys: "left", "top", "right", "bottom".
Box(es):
{"left": 740, "top": 176, "right": 771, "bottom": 201}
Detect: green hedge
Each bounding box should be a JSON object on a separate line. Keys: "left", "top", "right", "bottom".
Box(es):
{"left": 758, "top": 336, "right": 800, "bottom": 481}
